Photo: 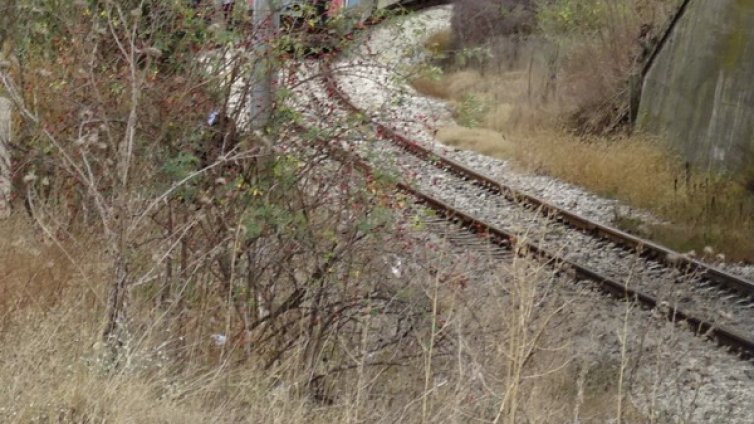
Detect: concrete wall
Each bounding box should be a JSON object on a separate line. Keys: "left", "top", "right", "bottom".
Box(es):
{"left": 637, "top": 0, "right": 754, "bottom": 172}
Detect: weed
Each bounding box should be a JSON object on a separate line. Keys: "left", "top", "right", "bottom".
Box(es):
{"left": 456, "top": 94, "right": 487, "bottom": 128}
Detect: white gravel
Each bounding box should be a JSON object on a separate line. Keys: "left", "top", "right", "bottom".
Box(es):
{"left": 325, "top": 5, "right": 754, "bottom": 423}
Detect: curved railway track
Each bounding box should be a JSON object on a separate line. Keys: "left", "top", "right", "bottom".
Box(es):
{"left": 283, "top": 5, "right": 754, "bottom": 360}
{"left": 295, "top": 60, "right": 754, "bottom": 360}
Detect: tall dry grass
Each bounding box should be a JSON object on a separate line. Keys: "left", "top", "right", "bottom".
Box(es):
{"left": 4, "top": 214, "right": 713, "bottom": 422}
{"left": 0, "top": 216, "right": 355, "bottom": 422}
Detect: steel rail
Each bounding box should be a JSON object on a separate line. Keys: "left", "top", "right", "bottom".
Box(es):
{"left": 320, "top": 67, "right": 754, "bottom": 300}
{"left": 399, "top": 181, "right": 754, "bottom": 359}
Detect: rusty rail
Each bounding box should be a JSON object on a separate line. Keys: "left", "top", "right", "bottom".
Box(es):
{"left": 316, "top": 63, "right": 754, "bottom": 359}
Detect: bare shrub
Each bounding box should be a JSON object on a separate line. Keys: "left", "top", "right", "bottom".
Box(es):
{"left": 0, "top": 0, "right": 433, "bottom": 383}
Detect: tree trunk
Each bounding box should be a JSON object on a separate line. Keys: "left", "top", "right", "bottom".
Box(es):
{"left": 0, "top": 97, "right": 10, "bottom": 218}
{"left": 249, "top": 0, "right": 278, "bottom": 130}
{"left": 0, "top": 0, "right": 15, "bottom": 219}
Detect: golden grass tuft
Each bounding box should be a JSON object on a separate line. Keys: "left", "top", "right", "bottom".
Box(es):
{"left": 410, "top": 69, "right": 481, "bottom": 101}
{"left": 522, "top": 131, "right": 754, "bottom": 261}
{"left": 436, "top": 125, "right": 514, "bottom": 157}
{"left": 410, "top": 73, "right": 452, "bottom": 99}
{"left": 413, "top": 69, "right": 528, "bottom": 102}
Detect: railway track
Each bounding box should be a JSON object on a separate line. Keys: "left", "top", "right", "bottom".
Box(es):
{"left": 291, "top": 58, "right": 754, "bottom": 360}
{"left": 281, "top": 6, "right": 754, "bottom": 360}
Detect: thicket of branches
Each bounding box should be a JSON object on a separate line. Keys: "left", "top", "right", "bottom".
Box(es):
{"left": 451, "top": 0, "right": 536, "bottom": 47}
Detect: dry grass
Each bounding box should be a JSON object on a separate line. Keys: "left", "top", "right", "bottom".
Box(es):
{"left": 441, "top": 120, "right": 754, "bottom": 260}
{"left": 410, "top": 73, "right": 452, "bottom": 100}
{"left": 0, "top": 217, "right": 333, "bottom": 422}
{"left": 0, "top": 214, "right": 688, "bottom": 423}
{"left": 411, "top": 65, "right": 563, "bottom": 131}
{"left": 410, "top": 69, "right": 471, "bottom": 101}
{"left": 437, "top": 125, "right": 515, "bottom": 156}
{"left": 0, "top": 216, "right": 101, "bottom": 328}
{"left": 0, "top": 217, "right": 321, "bottom": 423}
{"left": 412, "top": 69, "right": 526, "bottom": 103}
{"left": 511, "top": 132, "right": 677, "bottom": 207}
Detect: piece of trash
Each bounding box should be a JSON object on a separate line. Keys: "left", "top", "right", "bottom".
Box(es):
{"left": 207, "top": 110, "right": 220, "bottom": 126}
{"left": 210, "top": 334, "right": 227, "bottom": 346}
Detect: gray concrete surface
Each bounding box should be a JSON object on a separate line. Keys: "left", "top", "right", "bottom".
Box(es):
{"left": 638, "top": 0, "right": 754, "bottom": 172}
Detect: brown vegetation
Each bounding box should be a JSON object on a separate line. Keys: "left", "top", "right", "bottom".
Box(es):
{"left": 451, "top": 0, "right": 536, "bottom": 47}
